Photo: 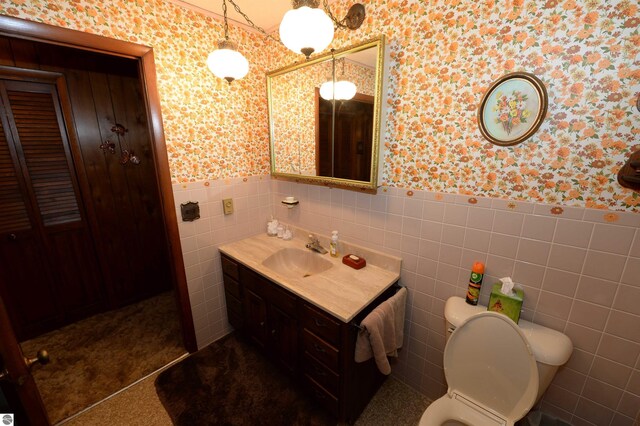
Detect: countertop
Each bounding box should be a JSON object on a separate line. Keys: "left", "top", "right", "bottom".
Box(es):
{"left": 219, "top": 231, "right": 402, "bottom": 323}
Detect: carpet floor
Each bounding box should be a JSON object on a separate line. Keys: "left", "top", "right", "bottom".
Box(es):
{"left": 65, "top": 367, "right": 429, "bottom": 426}
{"left": 155, "top": 332, "right": 335, "bottom": 426}
{"left": 20, "top": 291, "right": 186, "bottom": 424}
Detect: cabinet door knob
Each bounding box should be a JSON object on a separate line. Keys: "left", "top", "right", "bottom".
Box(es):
{"left": 313, "top": 343, "right": 326, "bottom": 353}
{"left": 8, "top": 233, "right": 17, "bottom": 241}
{"left": 314, "top": 318, "right": 326, "bottom": 327}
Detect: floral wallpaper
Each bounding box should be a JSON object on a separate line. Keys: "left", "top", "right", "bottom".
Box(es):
{"left": 324, "top": 0, "right": 640, "bottom": 211}
{"left": 0, "top": 0, "right": 272, "bottom": 184}
{"left": 270, "top": 58, "right": 376, "bottom": 175}
{"left": 270, "top": 60, "right": 329, "bottom": 175}
{"left": 1, "top": 0, "right": 639, "bottom": 212}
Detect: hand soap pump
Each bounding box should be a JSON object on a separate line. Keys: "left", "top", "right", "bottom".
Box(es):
{"left": 330, "top": 231, "right": 339, "bottom": 257}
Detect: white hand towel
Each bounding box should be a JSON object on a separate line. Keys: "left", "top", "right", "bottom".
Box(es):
{"left": 354, "top": 287, "right": 407, "bottom": 375}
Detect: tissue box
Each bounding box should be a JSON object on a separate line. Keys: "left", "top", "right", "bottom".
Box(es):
{"left": 488, "top": 283, "right": 524, "bottom": 323}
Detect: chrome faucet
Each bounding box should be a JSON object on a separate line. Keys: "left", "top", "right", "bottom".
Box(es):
{"left": 306, "top": 234, "right": 328, "bottom": 254}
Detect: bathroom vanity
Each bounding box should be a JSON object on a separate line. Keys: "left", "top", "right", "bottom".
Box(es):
{"left": 219, "top": 232, "right": 401, "bottom": 423}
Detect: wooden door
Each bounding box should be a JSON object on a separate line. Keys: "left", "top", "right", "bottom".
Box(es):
{"left": 268, "top": 303, "right": 298, "bottom": 375}
{"left": 0, "top": 295, "right": 49, "bottom": 425}
{"left": 244, "top": 289, "right": 268, "bottom": 350}
{"left": 0, "top": 78, "right": 104, "bottom": 340}
{"left": 316, "top": 92, "right": 374, "bottom": 180}
{"left": 333, "top": 96, "right": 373, "bottom": 181}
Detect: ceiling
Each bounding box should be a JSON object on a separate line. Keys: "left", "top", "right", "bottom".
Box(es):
{"left": 173, "top": 0, "right": 326, "bottom": 34}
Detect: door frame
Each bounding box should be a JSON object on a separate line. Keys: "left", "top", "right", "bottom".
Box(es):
{"left": 0, "top": 16, "right": 196, "bottom": 349}
{"left": 0, "top": 15, "right": 196, "bottom": 423}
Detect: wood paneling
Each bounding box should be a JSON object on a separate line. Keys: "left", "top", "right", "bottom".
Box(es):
{"left": 0, "top": 16, "right": 195, "bottom": 421}
{"left": 0, "top": 36, "right": 172, "bottom": 339}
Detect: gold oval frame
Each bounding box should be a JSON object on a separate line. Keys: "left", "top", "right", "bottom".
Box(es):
{"left": 477, "top": 72, "right": 548, "bottom": 147}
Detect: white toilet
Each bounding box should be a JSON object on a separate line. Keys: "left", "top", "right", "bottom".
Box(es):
{"left": 419, "top": 296, "right": 573, "bottom": 426}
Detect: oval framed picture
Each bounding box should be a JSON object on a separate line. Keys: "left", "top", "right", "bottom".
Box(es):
{"left": 478, "top": 72, "right": 548, "bottom": 146}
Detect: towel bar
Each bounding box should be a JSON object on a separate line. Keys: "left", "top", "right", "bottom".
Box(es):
{"left": 350, "top": 284, "right": 404, "bottom": 331}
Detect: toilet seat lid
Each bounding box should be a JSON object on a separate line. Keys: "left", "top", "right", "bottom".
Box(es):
{"left": 444, "top": 311, "right": 539, "bottom": 422}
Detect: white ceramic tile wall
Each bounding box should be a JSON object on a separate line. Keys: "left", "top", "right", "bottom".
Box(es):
{"left": 172, "top": 175, "right": 272, "bottom": 348}
{"left": 174, "top": 176, "right": 640, "bottom": 426}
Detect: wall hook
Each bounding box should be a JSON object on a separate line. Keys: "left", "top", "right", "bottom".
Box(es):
{"left": 99, "top": 140, "right": 116, "bottom": 154}
{"left": 111, "top": 123, "right": 128, "bottom": 135}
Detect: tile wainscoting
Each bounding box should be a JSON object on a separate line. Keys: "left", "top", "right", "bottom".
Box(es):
{"left": 175, "top": 176, "right": 640, "bottom": 426}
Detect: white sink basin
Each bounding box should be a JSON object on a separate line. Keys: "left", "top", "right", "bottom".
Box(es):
{"left": 262, "top": 248, "right": 332, "bottom": 278}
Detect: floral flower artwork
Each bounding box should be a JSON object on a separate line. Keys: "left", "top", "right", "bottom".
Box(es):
{"left": 478, "top": 72, "right": 547, "bottom": 146}
{"left": 495, "top": 90, "right": 530, "bottom": 134}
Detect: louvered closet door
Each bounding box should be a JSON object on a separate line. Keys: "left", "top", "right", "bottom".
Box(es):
{"left": 0, "top": 79, "right": 104, "bottom": 340}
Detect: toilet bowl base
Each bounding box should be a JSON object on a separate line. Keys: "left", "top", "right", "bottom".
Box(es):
{"left": 419, "top": 393, "right": 509, "bottom": 426}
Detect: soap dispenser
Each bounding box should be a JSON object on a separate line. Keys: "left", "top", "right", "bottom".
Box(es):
{"left": 330, "top": 231, "right": 339, "bottom": 257}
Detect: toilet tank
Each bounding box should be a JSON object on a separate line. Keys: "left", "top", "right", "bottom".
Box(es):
{"left": 444, "top": 297, "right": 573, "bottom": 403}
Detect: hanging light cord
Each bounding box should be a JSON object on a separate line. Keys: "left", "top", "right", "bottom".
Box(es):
{"left": 226, "top": 0, "right": 281, "bottom": 43}
{"left": 322, "top": 0, "right": 343, "bottom": 27}
{"left": 222, "top": 0, "right": 229, "bottom": 40}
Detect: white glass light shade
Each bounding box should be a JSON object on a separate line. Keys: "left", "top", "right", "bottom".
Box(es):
{"left": 279, "top": 6, "right": 334, "bottom": 58}
{"left": 319, "top": 80, "right": 357, "bottom": 101}
{"left": 206, "top": 41, "right": 249, "bottom": 83}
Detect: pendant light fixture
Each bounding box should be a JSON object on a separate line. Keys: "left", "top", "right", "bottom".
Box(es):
{"left": 320, "top": 80, "right": 357, "bottom": 100}
{"left": 207, "top": 0, "right": 249, "bottom": 83}
{"left": 206, "top": 0, "right": 366, "bottom": 81}
{"left": 280, "top": 0, "right": 334, "bottom": 59}
{"left": 320, "top": 56, "right": 357, "bottom": 101}
{"left": 280, "top": 0, "right": 366, "bottom": 59}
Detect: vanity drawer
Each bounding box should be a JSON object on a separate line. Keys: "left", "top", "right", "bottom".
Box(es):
{"left": 303, "top": 329, "right": 339, "bottom": 372}
{"left": 223, "top": 276, "right": 242, "bottom": 299}
{"left": 304, "top": 375, "right": 339, "bottom": 417}
{"left": 301, "top": 303, "right": 341, "bottom": 346}
{"left": 221, "top": 255, "right": 239, "bottom": 281}
{"left": 268, "top": 283, "right": 297, "bottom": 316}
{"left": 303, "top": 352, "right": 339, "bottom": 396}
{"left": 242, "top": 268, "right": 270, "bottom": 298}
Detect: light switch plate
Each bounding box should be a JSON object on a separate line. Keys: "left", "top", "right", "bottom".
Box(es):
{"left": 222, "top": 198, "right": 234, "bottom": 215}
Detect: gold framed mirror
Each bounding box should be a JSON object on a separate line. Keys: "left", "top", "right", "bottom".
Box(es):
{"left": 267, "top": 36, "right": 387, "bottom": 192}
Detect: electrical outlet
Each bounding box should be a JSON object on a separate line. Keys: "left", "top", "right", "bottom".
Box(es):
{"left": 222, "top": 198, "right": 234, "bottom": 215}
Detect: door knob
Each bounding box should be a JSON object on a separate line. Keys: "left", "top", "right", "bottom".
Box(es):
{"left": 8, "top": 233, "right": 16, "bottom": 241}
{"left": 25, "top": 349, "right": 50, "bottom": 370}
{"left": 0, "top": 349, "right": 49, "bottom": 384}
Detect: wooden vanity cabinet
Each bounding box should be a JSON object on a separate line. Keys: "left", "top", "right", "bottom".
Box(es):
{"left": 221, "top": 255, "right": 243, "bottom": 330}
{"left": 242, "top": 265, "right": 299, "bottom": 375}
{"left": 223, "top": 254, "right": 298, "bottom": 374}
{"left": 220, "top": 253, "right": 396, "bottom": 423}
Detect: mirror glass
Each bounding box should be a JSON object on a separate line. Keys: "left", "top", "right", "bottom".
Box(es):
{"left": 267, "top": 37, "right": 386, "bottom": 192}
